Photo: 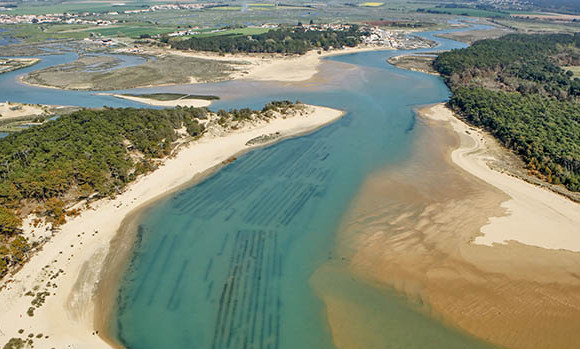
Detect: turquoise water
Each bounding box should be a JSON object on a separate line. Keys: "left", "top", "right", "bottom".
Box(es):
{"left": 112, "top": 26, "right": 496, "bottom": 348}
{"left": 0, "top": 23, "right": 495, "bottom": 347}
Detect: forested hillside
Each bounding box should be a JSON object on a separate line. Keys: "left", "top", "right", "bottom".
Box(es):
{"left": 434, "top": 33, "right": 580, "bottom": 192}
{"left": 171, "top": 26, "right": 364, "bottom": 54}
{"left": 0, "top": 101, "right": 301, "bottom": 277}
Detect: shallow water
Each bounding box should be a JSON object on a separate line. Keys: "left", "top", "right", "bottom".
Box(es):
{"left": 0, "top": 51, "right": 144, "bottom": 107}
{"left": 0, "top": 22, "right": 496, "bottom": 348}
{"left": 111, "top": 25, "right": 496, "bottom": 348}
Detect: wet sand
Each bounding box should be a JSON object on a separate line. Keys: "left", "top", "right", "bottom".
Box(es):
{"left": 317, "top": 106, "right": 580, "bottom": 348}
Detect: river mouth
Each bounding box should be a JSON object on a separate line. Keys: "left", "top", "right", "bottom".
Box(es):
{"left": 5, "top": 21, "right": 550, "bottom": 348}
{"left": 99, "top": 27, "right": 498, "bottom": 348}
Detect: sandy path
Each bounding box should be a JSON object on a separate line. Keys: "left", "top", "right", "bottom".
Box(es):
{"left": 0, "top": 105, "right": 343, "bottom": 348}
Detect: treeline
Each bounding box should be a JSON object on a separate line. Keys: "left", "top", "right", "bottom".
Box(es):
{"left": 0, "top": 102, "right": 301, "bottom": 277}
{"left": 434, "top": 33, "right": 580, "bottom": 99}
{"left": 171, "top": 26, "right": 364, "bottom": 55}
{"left": 529, "top": 0, "right": 580, "bottom": 14}
{"left": 434, "top": 33, "right": 580, "bottom": 191}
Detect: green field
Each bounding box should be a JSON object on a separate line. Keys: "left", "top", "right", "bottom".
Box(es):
{"left": 206, "top": 4, "right": 310, "bottom": 11}
{"left": 494, "top": 18, "right": 580, "bottom": 33}
{"left": 247, "top": 3, "right": 276, "bottom": 7}
{"left": 0, "top": 23, "right": 180, "bottom": 42}
{"left": 507, "top": 11, "right": 552, "bottom": 15}
{"left": 420, "top": 7, "right": 509, "bottom": 18}
{"left": 83, "top": 24, "right": 178, "bottom": 38}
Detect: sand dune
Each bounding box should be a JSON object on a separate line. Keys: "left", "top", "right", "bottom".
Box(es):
{"left": 0, "top": 102, "right": 48, "bottom": 120}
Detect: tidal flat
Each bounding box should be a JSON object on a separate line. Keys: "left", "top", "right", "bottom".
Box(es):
{"left": 328, "top": 113, "right": 580, "bottom": 349}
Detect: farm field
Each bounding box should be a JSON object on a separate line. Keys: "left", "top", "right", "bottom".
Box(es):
{"left": 419, "top": 7, "right": 509, "bottom": 18}
{"left": 493, "top": 18, "right": 580, "bottom": 33}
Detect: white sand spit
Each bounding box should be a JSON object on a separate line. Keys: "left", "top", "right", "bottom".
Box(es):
{"left": 111, "top": 94, "right": 213, "bottom": 108}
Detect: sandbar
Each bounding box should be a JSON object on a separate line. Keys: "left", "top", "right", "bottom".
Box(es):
{"left": 109, "top": 94, "right": 213, "bottom": 108}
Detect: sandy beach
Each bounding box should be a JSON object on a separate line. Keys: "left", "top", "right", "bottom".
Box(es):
{"left": 0, "top": 105, "right": 343, "bottom": 348}
{"left": 0, "top": 102, "right": 48, "bottom": 120}
{"left": 320, "top": 103, "right": 580, "bottom": 349}
{"left": 108, "top": 94, "right": 213, "bottom": 108}
{"left": 238, "top": 46, "right": 396, "bottom": 82}
{"left": 421, "top": 103, "right": 580, "bottom": 252}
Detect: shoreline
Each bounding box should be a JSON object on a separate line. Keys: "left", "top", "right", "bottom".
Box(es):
{"left": 320, "top": 102, "right": 580, "bottom": 349}
{"left": 388, "top": 58, "right": 580, "bottom": 204}
{"left": 0, "top": 101, "right": 49, "bottom": 120}
{"left": 0, "top": 58, "right": 41, "bottom": 75}
{"left": 234, "top": 46, "right": 397, "bottom": 82}
{"left": 0, "top": 105, "right": 344, "bottom": 348}
{"left": 419, "top": 103, "right": 580, "bottom": 251}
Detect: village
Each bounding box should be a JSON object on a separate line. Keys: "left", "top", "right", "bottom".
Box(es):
{"left": 0, "top": 2, "right": 219, "bottom": 25}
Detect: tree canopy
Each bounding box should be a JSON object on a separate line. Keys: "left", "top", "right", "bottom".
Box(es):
{"left": 434, "top": 33, "right": 580, "bottom": 192}
{"left": 0, "top": 101, "right": 302, "bottom": 278}
{"left": 171, "top": 26, "right": 364, "bottom": 55}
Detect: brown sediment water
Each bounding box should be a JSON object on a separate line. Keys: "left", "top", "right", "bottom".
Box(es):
{"left": 314, "top": 111, "right": 580, "bottom": 349}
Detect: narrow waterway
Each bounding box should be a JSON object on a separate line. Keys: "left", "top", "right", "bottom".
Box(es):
{"left": 0, "top": 22, "right": 496, "bottom": 348}
{"left": 110, "top": 25, "right": 495, "bottom": 348}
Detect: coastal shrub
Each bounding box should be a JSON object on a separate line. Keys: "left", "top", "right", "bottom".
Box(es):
{"left": 184, "top": 119, "right": 205, "bottom": 137}
{"left": 2, "top": 338, "right": 25, "bottom": 349}
{"left": 0, "top": 207, "right": 22, "bottom": 236}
